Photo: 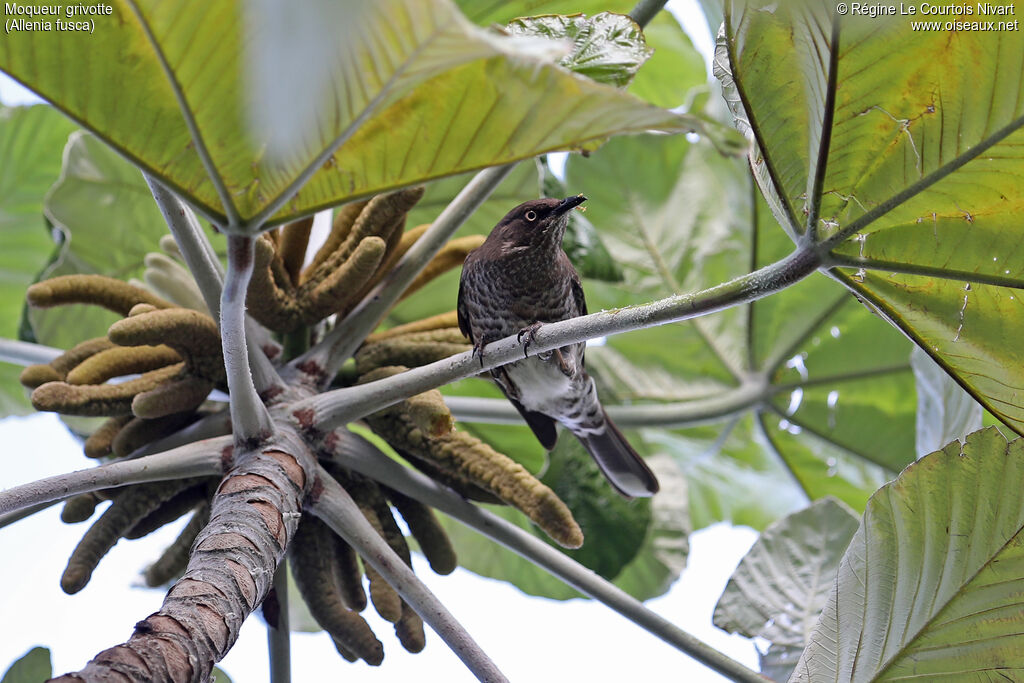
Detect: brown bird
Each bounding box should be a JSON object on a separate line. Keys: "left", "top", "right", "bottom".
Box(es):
{"left": 457, "top": 196, "right": 659, "bottom": 498}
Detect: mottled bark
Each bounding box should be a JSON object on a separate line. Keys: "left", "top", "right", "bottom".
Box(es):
{"left": 53, "top": 433, "right": 313, "bottom": 683}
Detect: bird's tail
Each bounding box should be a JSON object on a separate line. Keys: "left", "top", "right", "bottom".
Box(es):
{"left": 577, "top": 409, "right": 659, "bottom": 498}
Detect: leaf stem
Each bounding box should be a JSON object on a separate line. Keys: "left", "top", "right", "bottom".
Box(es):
{"left": 445, "top": 380, "right": 767, "bottom": 428}
{"left": 267, "top": 564, "right": 291, "bottom": 683}
{"left": 0, "top": 500, "right": 57, "bottom": 530}
{"left": 0, "top": 435, "right": 228, "bottom": 518}
{"left": 294, "top": 164, "right": 515, "bottom": 382}
{"left": 144, "top": 174, "right": 225, "bottom": 316}
{"left": 629, "top": 0, "right": 670, "bottom": 27}
{"left": 805, "top": 14, "right": 840, "bottom": 242}
{"left": 292, "top": 247, "right": 820, "bottom": 432}
{"left": 311, "top": 465, "right": 509, "bottom": 683}
{"left": 446, "top": 360, "right": 911, "bottom": 429}
{"left": 827, "top": 254, "right": 1024, "bottom": 290}
{"left": 323, "top": 431, "right": 767, "bottom": 683}
{"left": 0, "top": 338, "right": 61, "bottom": 367}
{"left": 145, "top": 175, "right": 285, "bottom": 395}
{"left": 224, "top": 235, "right": 275, "bottom": 445}
{"left": 130, "top": 409, "right": 232, "bottom": 458}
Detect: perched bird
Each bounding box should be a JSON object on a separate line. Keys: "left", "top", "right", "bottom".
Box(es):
{"left": 457, "top": 196, "right": 659, "bottom": 498}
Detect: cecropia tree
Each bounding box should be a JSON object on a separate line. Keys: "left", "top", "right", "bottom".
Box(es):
{"left": 3, "top": 1, "right": 1024, "bottom": 682}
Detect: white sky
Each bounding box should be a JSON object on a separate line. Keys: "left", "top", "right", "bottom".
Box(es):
{"left": 0, "top": 2, "right": 765, "bottom": 681}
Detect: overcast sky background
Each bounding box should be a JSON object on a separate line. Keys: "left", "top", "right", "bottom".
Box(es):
{"left": 0, "top": 2, "right": 766, "bottom": 681}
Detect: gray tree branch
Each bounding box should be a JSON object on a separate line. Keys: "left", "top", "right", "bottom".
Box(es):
{"left": 444, "top": 381, "right": 767, "bottom": 428}
{"left": 0, "top": 436, "right": 229, "bottom": 519}
{"left": 223, "top": 235, "right": 276, "bottom": 445}
{"left": 0, "top": 338, "right": 61, "bottom": 367}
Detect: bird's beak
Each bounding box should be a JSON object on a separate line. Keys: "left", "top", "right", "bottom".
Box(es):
{"left": 555, "top": 194, "right": 587, "bottom": 215}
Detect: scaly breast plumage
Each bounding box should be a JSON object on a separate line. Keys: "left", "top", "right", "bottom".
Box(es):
{"left": 466, "top": 258, "right": 576, "bottom": 340}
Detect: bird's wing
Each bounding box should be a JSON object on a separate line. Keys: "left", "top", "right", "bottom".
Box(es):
{"left": 570, "top": 268, "right": 587, "bottom": 317}
{"left": 569, "top": 267, "right": 588, "bottom": 366}
{"left": 510, "top": 397, "right": 559, "bottom": 450}
{"left": 456, "top": 262, "right": 474, "bottom": 344}
{"left": 490, "top": 365, "right": 559, "bottom": 448}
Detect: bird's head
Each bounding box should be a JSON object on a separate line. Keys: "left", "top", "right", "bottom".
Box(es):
{"left": 491, "top": 195, "right": 587, "bottom": 248}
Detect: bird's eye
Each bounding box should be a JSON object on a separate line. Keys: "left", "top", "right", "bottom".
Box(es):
{"left": 525, "top": 210, "right": 537, "bottom": 221}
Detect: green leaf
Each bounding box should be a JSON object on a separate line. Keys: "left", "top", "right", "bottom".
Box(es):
{"left": 456, "top": 1, "right": 635, "bottom": 26}
{"left": 441, "top": 450, "right": 688, "bottom": 600}
{"left": 463, "top": 5, "right": 706, "bottom": 109}
{"left": 719, "top": 2, "right": 1024, "bottom": 437}
{"left": 1, "top": 647, "right": 51, "bottom": 683}
{"left": 642, "top": 417, "right": 807, "bottom": 531}
{"left": 539, "top": 157, "right": 622, "bottom": 281}
{"left": 211, "top": 666, "right": 233, "bottom": 683}
{"left": 793, "top": 427, "right": 1024, "bottom": 681}
{"left": 713, "top": 497, "right": 860, "bottom": 683}
{"left": 911, "top": 346, "right": 983, "bottom": 458}
{"left": 0, "top": 104, "right": 76, "bottom": 415}
{"left": 28, "top": 132, "right": 223, "bottom": 351}
{"left": 542, "top": 437, "right": 654, "bottom": 579}
{"left": 0, "top": 0, "right": 689, "bottom": 230}
{"left": 627, "top": 11, "right": 707, "bottom": 109}
{"left": 507, "top": 13, "right": 653, "bottom": 89}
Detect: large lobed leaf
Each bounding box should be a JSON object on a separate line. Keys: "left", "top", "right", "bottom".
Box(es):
{"left": 714, "top": 497, "right": 860, "bottom": 681}
{"left": 0, "top": 105, "right": 75, "bottom": 415}
{"left": 0, "top": 0, "right": 689, "bottom": 230}
{"left": 793, "top": 427, "right": 1024, "bottom": 681}
{"left": 719, "top": 0, "right": 1024, "bottom": 436}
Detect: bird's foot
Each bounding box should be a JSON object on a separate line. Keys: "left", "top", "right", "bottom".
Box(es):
{"left": 472, "top": 340, "right": 487, "bottom": 367}
{"left": 517, "top": 322, "right": 544, "bottom": 358}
